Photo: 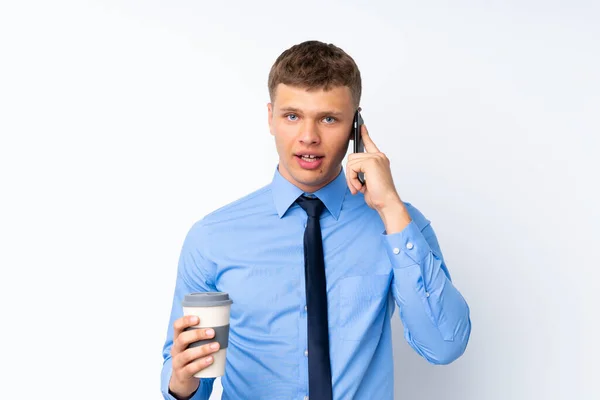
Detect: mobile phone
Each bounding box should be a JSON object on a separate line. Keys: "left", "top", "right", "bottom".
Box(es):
{"left": 352, "top": 109, "right": 365, "bottom": 184}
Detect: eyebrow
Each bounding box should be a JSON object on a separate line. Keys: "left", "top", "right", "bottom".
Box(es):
{"left": 279, "top": 107, "right": 344, "bottom": 116}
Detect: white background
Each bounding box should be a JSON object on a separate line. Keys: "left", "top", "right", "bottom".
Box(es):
{"left": 0, "top": 1, "right": 598, "bottom": 399}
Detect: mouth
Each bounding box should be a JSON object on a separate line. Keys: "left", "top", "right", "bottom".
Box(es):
{"left": 295, "top": 153, "right": 324, "bottom": 170}
{"left": 296, "top": 154, "right": 324, "bottom": 162}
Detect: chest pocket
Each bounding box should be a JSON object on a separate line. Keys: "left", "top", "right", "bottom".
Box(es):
{"left": 338, "top": 273, "right": 391, "bottom": 341}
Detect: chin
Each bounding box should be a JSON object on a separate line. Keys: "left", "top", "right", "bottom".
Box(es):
{"left": 297, "top": 176, "right": 327, "bottom": 188}
{"left": 280, "top": 158, "right": 338, "bottom": 190}
{"left": 294, "top": 168, "right": 334, "bottom": 189}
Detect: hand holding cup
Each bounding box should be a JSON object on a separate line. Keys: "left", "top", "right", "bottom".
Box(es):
{"left": 168, "top": 315, "right": 220, "bottom": 398}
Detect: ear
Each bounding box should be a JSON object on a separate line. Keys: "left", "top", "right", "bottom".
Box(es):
{"left": 267, "top": 102, "right": 274, "bottom": 136}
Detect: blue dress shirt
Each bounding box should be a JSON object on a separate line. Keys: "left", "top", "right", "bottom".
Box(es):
{"left": 161, "top": 166, "right": 471, "bottom": 400}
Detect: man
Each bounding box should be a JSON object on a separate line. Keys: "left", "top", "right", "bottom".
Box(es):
{"left": 161, "top": 40, "right": 471, "bottom": 400}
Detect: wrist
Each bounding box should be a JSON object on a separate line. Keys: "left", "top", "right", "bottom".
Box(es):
{"left": 169, "top": 376, "right": 199, "bottom": 400}
{"left": 378, "top": 200, "right": 411, "bottom": 235}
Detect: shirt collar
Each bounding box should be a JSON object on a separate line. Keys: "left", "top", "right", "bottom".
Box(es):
{"left": 271, "top": 164, "right": 348, "bottom": 220}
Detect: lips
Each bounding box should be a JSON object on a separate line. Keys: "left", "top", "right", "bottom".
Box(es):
{"left": 295, "top": 154, "right": 324, "bottom": 170}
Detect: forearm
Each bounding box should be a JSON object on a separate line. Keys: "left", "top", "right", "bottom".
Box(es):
{"left": 383, "top": 217, "right": 471, "bottom": 364}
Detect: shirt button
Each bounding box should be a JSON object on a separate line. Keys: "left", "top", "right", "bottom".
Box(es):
{"left": 304, "top": 396, "right": 309, "bottom": 400}
{"left": 304, "top": 305, "right": 307, "bottom": 311}
{"left": 304, "top": 349, "right": 308, "bottom": 357}
{"left": 426, "top": 292, "right": 430, "bottom": 297}
{"left": 393, "top": 247, "right": 400, "bottom": 254}
{"left": 406, "top": 242, "right": 414, "bottom": 250}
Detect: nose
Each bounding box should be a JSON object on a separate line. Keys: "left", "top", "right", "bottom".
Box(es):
{"left": 298, "top": 121, "right": 321, "bottom": 145}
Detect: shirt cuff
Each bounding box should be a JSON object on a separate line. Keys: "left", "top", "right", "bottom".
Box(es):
{"left": 168, "top": 387, "right": 199, "bottom": 400}
{"left": 162, "top": 357, "right": 205, "bottom": 400}
{"left": 382, "top": 220, "right": 432, "bottom": 267}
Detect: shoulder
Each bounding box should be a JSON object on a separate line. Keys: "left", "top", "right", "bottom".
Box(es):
{"left": 186, "top": 183, "right": 273, "bottom": 239}
{"left": 203, "top": 184, "right": 273, "bottom": 223}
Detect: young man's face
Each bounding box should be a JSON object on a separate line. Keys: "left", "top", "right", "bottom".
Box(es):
{"left": 267, "top": 83, "right": 355, "bottom": 193}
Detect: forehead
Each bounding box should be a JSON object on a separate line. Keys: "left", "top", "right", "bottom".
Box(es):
{"left": 273, "top": 83, "right": 353, "bottom": 112}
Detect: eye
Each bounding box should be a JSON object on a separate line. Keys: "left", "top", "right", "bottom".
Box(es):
{"left": 323, "top": 116, "right": 336, "bottom": 124}
{"left": 286, "top": 114, "right": 298, "bottom": 121}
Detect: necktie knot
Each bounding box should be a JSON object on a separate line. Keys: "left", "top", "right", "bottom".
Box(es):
{"left": 296, "top": 195, "right": 325, "bottom": 218}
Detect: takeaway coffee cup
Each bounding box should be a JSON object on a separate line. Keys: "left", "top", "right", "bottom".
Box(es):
{"left": 182, "top": 292, "right": 233, "bottom": 378}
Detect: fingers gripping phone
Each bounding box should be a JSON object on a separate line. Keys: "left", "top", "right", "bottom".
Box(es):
{"left": 352, "top": 109, "right": 365, "bottom": 184}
